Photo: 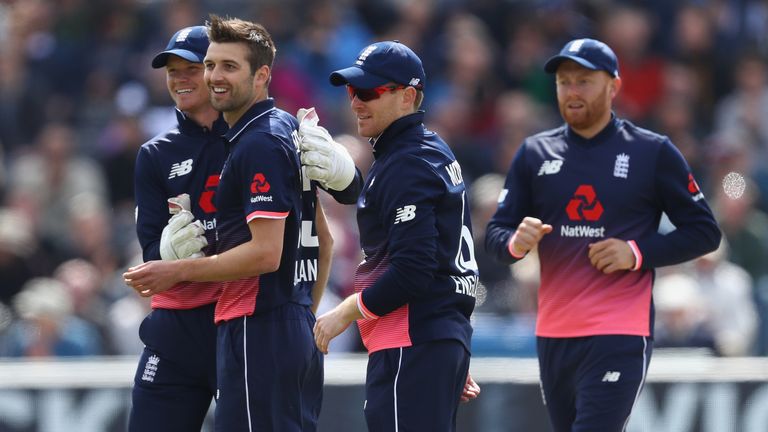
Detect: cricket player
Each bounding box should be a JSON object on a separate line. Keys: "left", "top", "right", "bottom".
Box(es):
{"left": 312, "top": 40, "right": 480, "bottom": 432}
{"left": 485, "top": 38, "right": 721, "bottom": 431}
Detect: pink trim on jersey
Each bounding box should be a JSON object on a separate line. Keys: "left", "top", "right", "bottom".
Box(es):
{"left": 627, "top": 240, "right": 642, "bottom": 271}
{"left": 214, "top": 277, "right": 260, "bottom": 323}
{"left": 245, "top": 210, "right": 289, "bottom": 222}
{"left": 535, "top": 256, "right": 653, "bottom": 337}
{"left": 357, "top": 305, "right": 412, "bottom": 354}
{"left": 507, "top": 232, "right": 526, "bottom": 258}
{"left": 151, "top": 281, "right": 221, "bottom": 309}
{"left": 353, "top": 252, "right": 411, "bottom": 353}
{"left": 357, "top": 294, "right": 379, "bottom": 320}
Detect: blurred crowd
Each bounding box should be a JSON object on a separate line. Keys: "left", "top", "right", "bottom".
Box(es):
{"left": 1, "top": 0, "right": 768, "bottom": 358}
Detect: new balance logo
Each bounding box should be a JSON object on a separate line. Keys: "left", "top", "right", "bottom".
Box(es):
{"left": 141, "top": 355, "right": 160, "bottom": 382}
{"left": 538, "top": 160, "right": 563, "bottom": 176}
{"left": 394, "top": 205, "right": 416, "bottom": 224}
{"left": 614, "top": 153, "right": 630, "bottom": 178}
{"left": 602, "top": 371, "right": 621, "bottom": 382}
{"left": 168, "top": 159, "right": 193, "bottom": 179}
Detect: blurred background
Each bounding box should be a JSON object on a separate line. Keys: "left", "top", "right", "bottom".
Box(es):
{"left": 1, "top": 0, "right": 768, "bottom": 429}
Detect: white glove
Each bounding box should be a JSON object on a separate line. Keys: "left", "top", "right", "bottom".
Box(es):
{"left": 297, "top": 107, "right": 356, "bottom": 191}
{"left": 159, "top": 193, "right": 208, "bottom": 260}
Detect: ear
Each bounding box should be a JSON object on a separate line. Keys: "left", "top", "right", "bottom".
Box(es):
{"left": 402, "top": 86, "right": 418, "bottom": 110}
{"left": 254, "top": 64, "right": 271, "bottom": 87}
{"left": 610, "top": 76, "right": 622, "bottom": 99}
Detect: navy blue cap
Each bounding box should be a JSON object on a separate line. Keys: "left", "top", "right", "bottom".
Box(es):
{"left": 544, "top": 38, "right": 619, "bottom": 77}
{"left": 151, "top": 26, "right": 209, "bottom": 69}
{"left": 330, "top": 41, "right": 426, "bottom": 89}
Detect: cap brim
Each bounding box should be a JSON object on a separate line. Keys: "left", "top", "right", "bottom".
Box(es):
{"left": 329, "top": 66, "right": 391, "bottom": 88}
{"left": 151, "top": 49, "right": 205, "bottom": 69}
{"left": 543, "top": 55, "right": 600, "bottom": 74}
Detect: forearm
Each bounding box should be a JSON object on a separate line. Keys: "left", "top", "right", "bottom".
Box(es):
{"left": 485, "top": 221, "right": 519, "bottom": 264}
{"left": 338, "top": 292, "right": 364, "bottom": 323}
{"left": 312, "top": 201, "right": 333, "bottom": 313}
{"left": 180, "top": 237, "right": 282, "bottom": 282}
{"left": 635, "top": 223, "right": 721, "bottom": 269}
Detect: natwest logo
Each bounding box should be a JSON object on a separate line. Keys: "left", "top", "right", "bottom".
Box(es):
{"left": 199, "top": 174, "right": 219, "bottom": 214}
{"left": 250, "top": 173, "right": 271, "bottom": 194}
{"left": 566, "top": 185, "right": 603, "bottom": 221}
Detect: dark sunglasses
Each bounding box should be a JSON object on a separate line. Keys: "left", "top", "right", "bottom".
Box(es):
{"left": 346, "top": 84, "right": 406, "bottom": 102}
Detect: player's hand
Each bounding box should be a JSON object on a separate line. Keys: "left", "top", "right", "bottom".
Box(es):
{"left": 509, "top": 217, "right": 553, "bottom": 257}
{"left": 313, "top": 301, "right": 355, "bottom": 355}
{"left": 123, "top": 260, "right": 183, "bottom": 297}
{"left": 460, "top": 372, "right": 480, "bottom": 403}
{"left": 160, "top": 194, "right": 208, "bottom": 260}
{"left": 297, "top": 107, "right": 356, "bottom": 191}
{"left": 588, "top": 238, "right": 635, "bottom": 274}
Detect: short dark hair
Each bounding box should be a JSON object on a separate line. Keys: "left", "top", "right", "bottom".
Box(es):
{"left": 206, "top": 14, "right": 276, "bottom": 75}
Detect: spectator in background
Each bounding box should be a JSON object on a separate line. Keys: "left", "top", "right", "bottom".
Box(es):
{"left": 714, "top": 51, "right": 768, "bottom": 154}
{"left": 653, "top": 272, "right": 717, "bottom": 353}
{"left": 601, "top": 4, "right": 665, "bottom": 124}
{"left": 7, "top": 122, "right": 108, "bottom": 262}
{"left": 53, "top": 259, "right": 114, "bottom": 351}
{"left": 0, "top": 208, "right": 39, "bottom": 305}
{"left": 0, "top": 277, "right": 104, "bottom": 357}
{"left": 692, "top": 239, "right": 758, "bottom": 356}
{"left": 469, "top": 173, "right": 518, "bottom": 314}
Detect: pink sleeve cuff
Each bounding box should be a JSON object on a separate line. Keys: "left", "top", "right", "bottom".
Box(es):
{"left": 507, "top": 232, "right": 526, "bottom": 259}
{"left": 627, "top": 240, "right": 642, "bottom": 271}
{"left": 356, "top": 293, "right": 379, "bottom": 320}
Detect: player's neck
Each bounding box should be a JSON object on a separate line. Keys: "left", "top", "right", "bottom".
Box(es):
{"left": 186, "top": 106, "right": 221, "bottom": 130}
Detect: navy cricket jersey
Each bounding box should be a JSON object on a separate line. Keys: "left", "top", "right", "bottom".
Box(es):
{"left": 213, "top": 98, "right": 319, "bottom": 323}
{"left": 486, "top": 116, "right": 721, "bottom": 337}
{"left": 355, "top": 112, "right": 477, "bottom": 354}
{"left": 134, "top": 109, "right": 228, "bottom": 309}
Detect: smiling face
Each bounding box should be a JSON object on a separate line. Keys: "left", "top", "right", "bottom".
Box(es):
{"left": 348, "top": 83, "right": 417, "bottom": 138}
{"left": 165, "top": 55, "right": 209, "bottom": 114}
{"left": 204, "top": 41, "right": 269, "bottom": 126}
{"left": 554, "top": 60, "right": 620, "bottom": 138}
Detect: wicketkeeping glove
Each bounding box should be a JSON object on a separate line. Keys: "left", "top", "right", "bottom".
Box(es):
{"left": 159, "top": 193, "right": 208, "bottom": 260}
{"left": 297, "top": 107, "right": 356, "bottom": 191}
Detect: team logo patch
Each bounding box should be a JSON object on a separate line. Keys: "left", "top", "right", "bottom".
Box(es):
{"left": 614, "top": 153, "right": 630, "bottom": 178}
{"left": 566, "top": 185, "right": 603, "bottom": 221}
{"left": 141, "top": 355, "right": 160, "bottom": 382}
{"left": 356, "top": 45, "right": 377, "bottom": 66}
{"left": 250, "top": 173, "right": 271, "bottom": 193}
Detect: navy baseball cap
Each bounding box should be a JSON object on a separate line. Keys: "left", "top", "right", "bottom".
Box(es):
{"left": 151, "top": 26, "right": 209, "bottom": 69}
{"left": 544, "top": 38, "right": 619, "bottom": 77}
{"left": 330, "top": 41, "right": 426, "bottom": 89}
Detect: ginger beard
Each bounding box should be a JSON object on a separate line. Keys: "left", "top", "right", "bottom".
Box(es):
{"left": 558, "top": 82, "right": 613, "bottom": 132}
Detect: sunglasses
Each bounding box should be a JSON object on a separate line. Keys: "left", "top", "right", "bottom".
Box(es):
{"left": 346, "top": 84, "right": 406, "bottom": 102}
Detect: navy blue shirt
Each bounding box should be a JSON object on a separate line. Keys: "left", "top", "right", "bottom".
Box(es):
{"left": 355, "top": 112, "right": 476, "bottom": 353}
{"left": 134, "top": 109, "right": 228, "bottom": 309}
{"left": 213, "top": 99, "right": 319, "bottom": 322}
{"left": 485, "top": 116, "right": 721, "bottom": 337}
